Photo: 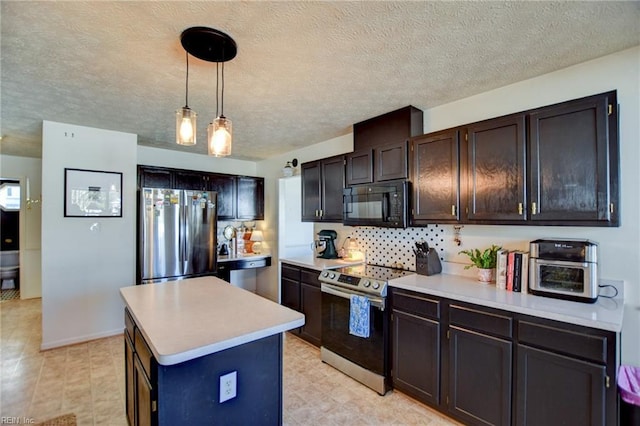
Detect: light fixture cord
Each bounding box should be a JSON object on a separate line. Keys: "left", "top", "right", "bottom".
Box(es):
{"left": 215, "top": 62, "right": 220, "bottom": 117}
{"left": 185, "top": 50, "right": 189, "bottom": 107}
{"left": 221, "top": 61, "right": 225, "bottom": 116}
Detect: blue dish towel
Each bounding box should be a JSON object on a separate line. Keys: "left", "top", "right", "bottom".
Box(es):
{"left": 349, "top": 294, "right": 370, "bottom": 338}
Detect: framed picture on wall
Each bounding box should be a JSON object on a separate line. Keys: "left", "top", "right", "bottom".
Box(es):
{"left": 64, "top": 168, "right": 123, "bottom": 217}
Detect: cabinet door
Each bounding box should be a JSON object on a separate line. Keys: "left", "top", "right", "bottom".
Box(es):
{"left": 125, "top": 333, "right": 135, "bottom": 426}
{"left": 208, "top": 174, "right": 236, "bottom": 220}
{"left": 346, "top": 149, "right": 373, "bottom": 185}
{"left": 320, "top": 156, "right": 345, "bottom": 221}
{"left": 301, "top": 161, "right": 322, "bottom": 221}
{"left": 236, "top": 176, "right": 264, "bottom": 220}
{"left": 392, "top": 310, "right": 440, "bottom": 406}
{"left": 516, "top": 344, "right": 606, "bottom": 426}
{"left": 411, "top": 130, "right": 460, "bottom": 223}
{"left": 174, "top": 171, "right": 206, "bottom": 190}
{"left": 139, "top": 166, "right": 173, "bottom": 189}
{"left": 448, "top": 327, "right": 512, "bottom": 426}
{"left": 376, "top": 140, "right": 408, "bottom": 181}
{"left": 466, "top": 114, "right": 526, "bottom": 222}
{"left": 528, "top": 92, "right": 615, "bottom": 224}
{"left": 134, "top": 356, "right": 155, "bottom": 426}
{"left": 300, "top": 283, "right": 322, "bottom": 346}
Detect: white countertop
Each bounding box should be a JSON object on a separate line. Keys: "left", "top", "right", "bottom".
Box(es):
{"left": 279, "top": 255, "right": 364, "bottom": 271}
{"left": 120, "top": 276, "right": 305, "bottom": 365}
{"left": 217, "top": 252, "right": 271, "bottom": 263}
{"left": 390, "top": 274, "right": 624, "bottom": 332}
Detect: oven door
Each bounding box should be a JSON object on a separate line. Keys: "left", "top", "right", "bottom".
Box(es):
{"left": 320, "top": 283, "right": 388, "bottom": 375}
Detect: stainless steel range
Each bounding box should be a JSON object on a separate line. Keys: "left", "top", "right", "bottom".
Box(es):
{"left": 318, "top": 264, "right": 414, "bottom": 395}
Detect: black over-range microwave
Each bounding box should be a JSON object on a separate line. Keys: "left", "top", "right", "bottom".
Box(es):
{"left": 343, "top": 180, "right": 409, "bottom": 228}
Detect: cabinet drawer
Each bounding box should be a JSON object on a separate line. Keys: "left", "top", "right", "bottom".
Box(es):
{"left": 301, "top": 268, "right": 321, "bottom": 288}
{"left": 450, "top": 304, "right": 512, "bottom": 339}
{"left": 518, "top": 320, "right": 608, "bottom": 364}
{"left": 124, "top": 308, "right": 135, "bottom": 341}
{"left": 134, "top": 328, "right": 154, "bottom": 378}
{"left": 281, "top": 264, "right": 300, "bottom": 281}
{"left": 392, "top": 290, "right": 440, "bottom": 320}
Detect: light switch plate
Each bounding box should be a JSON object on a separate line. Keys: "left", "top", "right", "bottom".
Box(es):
{"left": 219, "top": 371, "right": 237, "bottom": 403}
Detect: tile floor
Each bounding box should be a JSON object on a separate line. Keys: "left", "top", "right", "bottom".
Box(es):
{"left": 1, "top": 298, "right": 459, "bottom": 425}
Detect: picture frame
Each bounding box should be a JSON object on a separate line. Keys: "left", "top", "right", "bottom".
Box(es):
{"left": 64, "top": 168, "right": 123, "bottom": 217}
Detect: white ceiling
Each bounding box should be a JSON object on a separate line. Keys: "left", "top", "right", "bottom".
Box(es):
{"left": 1, "top": 1, "right": 639, "bottom": 161}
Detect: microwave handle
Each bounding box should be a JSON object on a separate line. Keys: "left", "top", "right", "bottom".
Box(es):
{"left": 381, "top": 193, "right": 389, "bottom": 221}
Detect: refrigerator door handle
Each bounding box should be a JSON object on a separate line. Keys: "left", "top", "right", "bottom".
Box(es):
{"left": 180, "top": 191, "right": 187, "bottom": 263}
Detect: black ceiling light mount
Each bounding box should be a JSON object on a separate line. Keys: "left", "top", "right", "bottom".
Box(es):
{"left": 180, "top": 27, "right": 237, "bottom": 63}
{"left": 176, "top": 26, "right": 237, "bottom": 156}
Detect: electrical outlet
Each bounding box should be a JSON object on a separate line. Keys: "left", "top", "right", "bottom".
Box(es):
{"left": 219, "top": 371, "right": 237, "bottom": 403}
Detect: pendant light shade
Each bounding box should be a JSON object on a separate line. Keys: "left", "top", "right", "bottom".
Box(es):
{"left": 176, "top": 106, "right": 197, "bottom": 145}
{"left": 178, "top": 26, "right": 237, "bottom": 156}
{"left": 176, "top": 51, "right": 197, "bottom": 146}
{"left": 208, "top": 116, "right": 232, "bottom": 157}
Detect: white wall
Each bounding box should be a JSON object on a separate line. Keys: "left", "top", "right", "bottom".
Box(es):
{"left": 137, "top": 145, "right": 257, "bottom": 176}
{"left": 0, "top": 155, "right": 42, "bottom": 298}
{"left": 41, "top": 121, "right": 137, "bottom": 349}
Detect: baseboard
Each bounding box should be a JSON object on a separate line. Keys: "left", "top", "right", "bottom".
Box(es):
{"left": 40, "top": 328, "right": 123, "bottom": 350}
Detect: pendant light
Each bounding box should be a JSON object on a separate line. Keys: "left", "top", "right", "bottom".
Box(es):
{"left": 176, "top": 51, "right": 197, "bottom": 145}
{"left": 179, "top": 27, "right": 237, "bottom": 156}
{"left": 208, "top": 62, "right": 232, "bottom": 157}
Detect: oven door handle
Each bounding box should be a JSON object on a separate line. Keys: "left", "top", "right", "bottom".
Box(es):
{"left": 320, "top": 283, "right": 385, "bottom": 310}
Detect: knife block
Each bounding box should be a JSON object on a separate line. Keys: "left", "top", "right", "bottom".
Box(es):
{"left": 416, "top": 248, "right": 442, "bottom": 276}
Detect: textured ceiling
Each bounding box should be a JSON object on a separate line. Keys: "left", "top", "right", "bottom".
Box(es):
{"left": 1, "top": 1, "right": 639, "bottom": 161}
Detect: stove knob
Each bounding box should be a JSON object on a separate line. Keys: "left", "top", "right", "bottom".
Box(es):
{"left": 372, "top": 281, "right": 380, "bottom": 290}
{"left": 329, "top": 272, "right": 336, "bottom": 279}
{"left": 362, "top": 280, "right": 370, "bottom": 287}
{"left": 322, "top": 271, "right": 329, "bottom": 278}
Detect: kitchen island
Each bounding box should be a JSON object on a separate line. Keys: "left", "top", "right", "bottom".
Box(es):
{"left": 120, "top": 276, "right": 305, "bottom": 426}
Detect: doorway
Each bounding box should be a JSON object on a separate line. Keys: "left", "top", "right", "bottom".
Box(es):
{"left": 0, "top": 179, "right": 20, "bottom": 300}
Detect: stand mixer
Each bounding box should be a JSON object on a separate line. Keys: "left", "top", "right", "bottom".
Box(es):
{"left": 315, "top": 230, "right": 339, "bottom": 259}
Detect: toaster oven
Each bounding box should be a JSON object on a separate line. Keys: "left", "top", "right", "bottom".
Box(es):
{"left": 528, "top": 239, "right": 598, "bottom": 303}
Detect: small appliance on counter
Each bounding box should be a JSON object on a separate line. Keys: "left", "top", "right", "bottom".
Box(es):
{"left": 528, "top": 239, "right": 598, "bottom": 303}
{"left": 315, "top": 230, "right": 339, "bottom": 259}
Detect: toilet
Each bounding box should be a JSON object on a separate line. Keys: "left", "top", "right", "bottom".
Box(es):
{"left": 0, "top": 250, "right": 19, "bottom": 290}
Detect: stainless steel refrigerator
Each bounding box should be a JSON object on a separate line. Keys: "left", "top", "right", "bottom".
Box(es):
{"left": 139, "top": 188, "right": 217, "bottom": 284}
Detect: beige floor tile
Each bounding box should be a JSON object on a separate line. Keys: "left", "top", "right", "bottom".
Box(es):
{"left": 1, "top": 298, "right": 462, "bottom": 425}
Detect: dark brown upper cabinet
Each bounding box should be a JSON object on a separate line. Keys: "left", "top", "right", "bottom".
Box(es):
{"left": 410, "top": 129, "right": 460, "bottom": 224}
{"left": 348, "top": 106, "right": 423, "bottom": 185}
{"left": 464, "top": 113, "right": 527, "bottom": 223}
{"left": 138, "top": 166, "right": 173, "bottom": 189}
{"left": 208, "top": 174, "right": 236, "bottom": 220}
{"left": 528, "top": 91, "right": 618, "bottom": 226}
{"left": 236, "top": 176, "right": 264, "bottom": 220}
{"left": 353, "top": 106, "right": 424, "bottom": 150}
{"left": 345, "top": 149, "right": 373, "bottom": 185}
{"left": 376, "top": 140, "right": 409, "bottom": 181}
{"left": 136, "top": 165, "right": 264, "bottom": 221}
{"left": 301, "top": 155, "right": 345, "bottom": 222}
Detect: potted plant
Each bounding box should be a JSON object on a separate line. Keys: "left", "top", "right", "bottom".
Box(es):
{"left": 458, "top": 244, "right": 502, "bottom": 283}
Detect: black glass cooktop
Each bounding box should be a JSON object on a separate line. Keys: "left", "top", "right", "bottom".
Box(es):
{"left": 335, "top": 264, "right": 414, "bottom": 282}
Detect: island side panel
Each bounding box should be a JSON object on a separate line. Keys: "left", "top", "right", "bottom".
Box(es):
{"left": 156, "top": 333, "right": 283, "bottom": 425}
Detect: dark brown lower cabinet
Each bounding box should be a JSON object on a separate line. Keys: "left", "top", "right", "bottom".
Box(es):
{"left": 516, "top": 345, "right": 606, "bottom": 426}
{"left": 280, "top": 263, "right": 321, "bottom": 346}
{"left": 134, "top": 356, "right": 154, "bottom": 426}
{"left": 392, "top": 310, "right": 440, "bottom": 405}
{"left": 389, "top": 288, "right": 619, "bottom": 426}
{"left": 125, "top": 331, "right": 135, "bottom": 426}
{"left": 448, "top": 327, "right": 512, "bottom": 426}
